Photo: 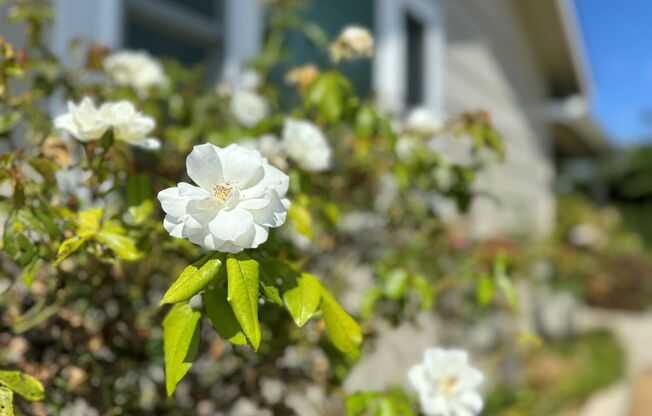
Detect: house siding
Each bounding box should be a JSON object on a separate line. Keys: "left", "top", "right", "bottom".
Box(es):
{"left": 442, "top": 0, "right": 556, "bottom": 238}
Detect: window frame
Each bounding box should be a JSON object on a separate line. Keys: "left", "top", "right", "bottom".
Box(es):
{"left": 373, "top": 0, "right": 445, "bottom": 116}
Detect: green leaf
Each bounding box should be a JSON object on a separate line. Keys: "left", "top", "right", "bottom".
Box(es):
{"left": 161, "top": 254, "right": 223, "bottom": 304}
{"left": 54, "top": 236, "right": 86, "bottom": 265}
{"left": 383, "top": 270, "right": 409, "bottom": 300}
{"left": 163, "top": 303, "right": 201, "bottom": 396}
{"left": 258, "top": 262, "right": 284, "bottom": 306}
{"left": 0, "top": 371, "right": 44, "bottom": 401}
{"left": 96, "top": 221, "right": 141, "bottom": 260}
{"left": 126, "top": 174, "right": 153, "bottom": 207}
{"left": 359, "top": 287, "right": 383, "bottom": 319}
{"left": 20, "top": 258, "right": 42, "bottom": 287}
{"left": 496, "top": 273, "right": 519, "bottom": 312}
{"left": 127, "top": 200, "right": 153, "bottom": 225}
{"left": 476, "top": 274, "right": 495, "bottom": 306}
{"left": 226, "top": 253, "right": 261, "bottom": 350}
{"left": 413, "top": 275, "right": 434, "bottom": 310}
{"left": 77, "top": 208, "right": 103, "bottom": 238}
{"left": 203, "top": 284, "right": 248, "bottom": 345}
{"left": 493, "top": 253, "right": 519, "bottom": 311}
{"left": 321, "top": 290, "right": 362, "bottom": 357}
{"left": 288, "top": 203, "right": 312, "bottom": 239}
{"left": 283, "top": 273, "right": 322, "bottom": 327}
{"left": 304, "top": 71, "right": 353, "bottom": 123}
{"left": 0, "top": 386, "right": 13, "bottom": 416}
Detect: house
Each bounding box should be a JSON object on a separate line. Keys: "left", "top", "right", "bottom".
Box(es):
{"left": 0, "top": 0, "right": 608, "bottom": 238}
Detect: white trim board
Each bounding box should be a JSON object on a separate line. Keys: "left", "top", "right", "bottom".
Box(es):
{"left": 373, "top": 0, "right": 445, "bottom": 116}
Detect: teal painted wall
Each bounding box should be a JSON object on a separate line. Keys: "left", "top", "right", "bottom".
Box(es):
{"left": 273, "top": 0, "right": 375, "bottom": 98}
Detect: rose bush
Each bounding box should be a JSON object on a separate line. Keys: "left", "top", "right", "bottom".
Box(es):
{"left": 0, "top": 2, "right": 521, "bottom": 415}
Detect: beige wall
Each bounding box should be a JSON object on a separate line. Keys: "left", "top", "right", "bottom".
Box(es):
{"left": 442, "top": 0, "right": 556, "bottom": 239}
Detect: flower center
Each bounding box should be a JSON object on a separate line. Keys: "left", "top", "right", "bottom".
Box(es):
{"left": 212, "top": 179, "right": 236, "bottom": 201}
{"left": 440, "top": 376, "right": 459, "bottom": 395}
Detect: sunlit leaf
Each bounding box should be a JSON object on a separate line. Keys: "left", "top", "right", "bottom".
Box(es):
{"left": 0, "top": 386, "right": 13, "bottom": 416}
{"left": 226, "top": 253, "right": 261, "bottom": 350}
{"left": 476, "top": 274, "right": 495, "bottom": 306}
{"left": 321, "top": 290, "right": 362, "bottom": 357}
{"left": 0, "top": 371, "right": 44, "bottom": 401}
{"left": 161, "top": 253, "right": 222, "bottom": 304}
{"left": 77, "top": 208, "right": 103, "bottom": 238}
{"left": 54, "top": 236, "right": 86, "bottom": 266}
{"left": 96, "top": 221, "right": 141, "bottom": 261}
{"left": 258, "top": 261, "right": 284, "bottom": 306}
{"left": 204, "top": 284, "right": 248, "bottom": 345}
{"left": 163, "top": 303, "right": 201, "bottom": 396}
{"left": 283, "top": 272, "right": 322, "bottom": 327}
{"left": 288, "top": 203, "right": 312, "bottom": 239}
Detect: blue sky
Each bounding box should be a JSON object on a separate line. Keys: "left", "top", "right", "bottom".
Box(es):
{"left": 575, "top": 0, "right": 652, "bottom": 145}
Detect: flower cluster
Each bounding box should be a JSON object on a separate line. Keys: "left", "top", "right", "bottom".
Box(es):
{"left": 330, "top": 26, "right": 374, "bottom": 62}
{"left": 158, "top": 143, "right": 290, "bottom": 253}
{"left": 408, "top": 348, "right": 484, "bottom": 416}
{"left": 54, "top": 97, "right": 159, "bottom": 149}
{"left": 238, "top": 120, "right": 333, "bottom": 173}
{"left": 104, "top": 50, "right": 166, "bottom": 93}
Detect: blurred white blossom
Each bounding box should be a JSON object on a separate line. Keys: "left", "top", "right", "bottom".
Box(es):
{"left": 101, "top": 100, "right": 157, "bottom": 147}
{"left": 230, "top": 90, "right": 270, "bottom": 127}
{"left": 405, "top": 107, "right": 444, "bottom": 134}
{"left": 218, "top": 69, "right": 261, "bottom": 96}
{"left": 330, "top": 26, "right": 374, "bottom": 62}
{"left": 229, "top": 398, "right": 272, "bottom": 416}
{"left": 104, "top": 50, "right": 166, "bottom": 93}
{"left": 60, "top": 397, "right": 99, "bottom": 416}
{"left": 408, "top": 348, "right": 484, "bottom": 416}
{"left": 54, "top": 97, "right": 110, "bottom": 142}
{"left": 395, "top": 135, "right": 420, "bottom": 161}
{"left": 568, "top": 223, "right": 606, "bottom": 248}
{"left": 158, "top": 143, "right": 290, "bottom": 253}
{"left": 282, "top": 119, "right": 332, "bottom": 172}
{"left": 54, "top": 98, "right": 159, "bottom": 150}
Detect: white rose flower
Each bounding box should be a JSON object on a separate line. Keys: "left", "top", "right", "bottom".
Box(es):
{"left": 282, "top": 119, "right": 332, "bottom": 172}
{"left": 408, "top": 348, "right": 484, "bottom": 416}
{"left": 54, "top": 97, "right": 110, "bottom": 142}
{"left": 54, "top": 97, "right": 159, "bottom": 150}
{"left": 157, "top": 143, "right": 290, "bottom": 253}
{"left": 406, "top": 107, "right": 444, "bottom": 134}
{"left": 230, "top": 90, "right": 269, "bottom": 127}
{"left": 104, "top": 50, "right": 166, "bottom": 93}
{"left": 330, "top": 26, "right": 374, "bottom": 62}
{"left": 100, "top": 100, "right": 156, "bottom": 146}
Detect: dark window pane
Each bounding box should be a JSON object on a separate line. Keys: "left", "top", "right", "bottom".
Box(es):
{"left": 125, "top": 15, "right": 211, "bottom": 65}
{"left": 157, "top": 0, "right": 221, "bottom": 18}
{"left": 406, "top": 13, "right": 424, "bottom": 106}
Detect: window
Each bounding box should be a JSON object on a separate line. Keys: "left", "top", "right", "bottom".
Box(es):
{"left": 405, "top": 12, "right": 424, "bottom": 107}
{"left": 124, "top": 0, "right": 224, "bottom": 70}
{"left": 373, "top": 0, "right": 444, "bottom": 115}
{"left": 50, "top": 0, "right": 263, "bottom": 81}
